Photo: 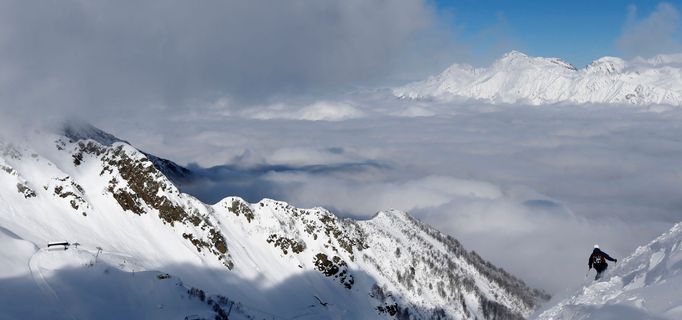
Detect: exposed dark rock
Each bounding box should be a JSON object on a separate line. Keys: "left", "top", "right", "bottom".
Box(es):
{"left": 227, "top": 199, "right": 255, "bottom": 222}
{"left": 73, "top": 141, "right": 106, "bottom": 167}
{"left": 1, "top": 164, "right": 16, "bottom": 176}
{"left": 300, "top": 210, "right": 368, "bottom": 261}
{"left": 74, "top": 141, "right": 233, "bottom": 269}
{"left": 53, "top": 178, "right": 88, "bottom": 210}
{"left": 377, "top": 303, "right": 400, "bottom": 317}
{"left": 16, "top": 183, "right": 36, "bottom": 198}
{"left": 313, "top": 253, "right": 354, "bottom": 289}
{"left": 266, "top": 234, "right": 306, "bottom": 255}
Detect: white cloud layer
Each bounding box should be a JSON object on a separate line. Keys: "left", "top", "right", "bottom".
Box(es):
{"left": 266, "top": 174, "right": 504, "bottom": 215}
{"left": 617, "top": 2, "right": 682, "bottom": 58}
{"left": 242, "top": 101, "right": 365, "bottom": 122}
{"left": 100, "top": 96, "right": 682, "bottom": 293}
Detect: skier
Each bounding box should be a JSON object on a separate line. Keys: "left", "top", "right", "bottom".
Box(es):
{"left": 588, "top": 244, "right": 617, "bottom": 280}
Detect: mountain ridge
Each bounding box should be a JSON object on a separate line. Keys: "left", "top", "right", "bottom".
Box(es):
{"left": 394, "top": 51, "right": 682, "bottom": 106}
{"left": 0, "top": 123, "right": 549, "bottom": 319}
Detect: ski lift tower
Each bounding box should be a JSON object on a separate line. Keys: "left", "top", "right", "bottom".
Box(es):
{"left": 95, "top": 246, "right": 103, "bottom": 263}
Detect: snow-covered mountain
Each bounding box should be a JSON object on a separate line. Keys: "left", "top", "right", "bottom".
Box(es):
{"left": 535, "top": 222, "right": 682, "bottom": 320}
{"left": 394, "top": 51, "right": 682, "bottom": 106}
{"left": 0, "top": 124, "right": 548, "bottom": 319}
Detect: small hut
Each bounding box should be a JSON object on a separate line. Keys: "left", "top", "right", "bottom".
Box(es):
{"left": 47, "top": 241, "right": 70, "bottom": 250}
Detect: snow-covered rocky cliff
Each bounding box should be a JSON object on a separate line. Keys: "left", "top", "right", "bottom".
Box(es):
{"left": 394, "top": 51, "right": 682, "bottom": 106}
{"left": 535, "top": 222, "right": 682, "bottom": 320}
{"left": 0, "top": 124, "right": 548, "bottom": 319}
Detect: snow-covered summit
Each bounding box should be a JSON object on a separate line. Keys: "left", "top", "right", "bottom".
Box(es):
{"left": 636, "top": 53, "right": 682, "bottom": 67}
{"left": 0, "top": 125, "right": 548, "bottom": 319}
{"left": 61, "top": 120, "right": 127, "bottom": 146}
{"left": 493, "top": 50, "right": 577, "bottom": 71}
{"left": 535, "top": 221, "right": 682, "bottom": 320}
{"left": 394, "top": 51, "right": 682, "bottom": 106}
{"left": 61, "top": 121, "right": 193, "bottom": 183}
{"left": 585, "top": 57, "right": 627, "bottom": 75}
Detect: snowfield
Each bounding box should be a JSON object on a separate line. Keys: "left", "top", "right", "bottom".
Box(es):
{"left": 534, "top": 222, "right": 682, "bottom": 320}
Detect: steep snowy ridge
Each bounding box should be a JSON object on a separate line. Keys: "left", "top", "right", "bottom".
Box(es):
{"left": 360, "top": 211, "right": 549, "bottom": 319}
{"left": 394, "top": 51, "right": 682, "bottom": 106}
{"left": 0, "top": 125, "right": 548, "bottom": 319}
{"left": 62, "top": 121, "right": 193, "bottom": 184}
{"left": 535, "top": 222, "right": 682, "bottom": 320}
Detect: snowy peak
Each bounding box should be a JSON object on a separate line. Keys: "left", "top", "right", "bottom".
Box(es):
{"left": 637, "top": 52, "right": 682, "bottom": 66}
{"left": 502, "top": 50, "right": 528, "bottom": 59}
{"left": 494, "top": 50, "right": 531, "bottom": 67}
{"left": 62, "top": 121, "right": 193, "bottom": 183}
{"left": 394, "top": 51, "right": 682, "bottom": 105}
{"left": 61, "top": 121, "right": 127, "bottom": 146}
{"left": 536, "top": 222, "right": 682, "bottom": 319}
{"left": 493, "top": 50, "right": 577, "bottom": 71}
{"left": 0, "top": 125, "right": 549, "bottom": 319}
{"left": 586, "top": 56, "right": 626, "bottom": 75}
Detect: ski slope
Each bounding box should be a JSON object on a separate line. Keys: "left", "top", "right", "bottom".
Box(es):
{"left": 535, "top": 222, "right": 682, "bottom": 320}
{"left": 0, "top": 226, "right": 216, "bottom": 320}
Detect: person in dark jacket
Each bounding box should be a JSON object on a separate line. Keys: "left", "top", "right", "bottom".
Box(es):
{"left": 588, "top": 244, "right": 617, "bottom": 280}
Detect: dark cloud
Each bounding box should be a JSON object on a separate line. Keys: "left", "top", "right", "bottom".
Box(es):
{"left": 0, "top": 0, "right": 443, "bottom": 120}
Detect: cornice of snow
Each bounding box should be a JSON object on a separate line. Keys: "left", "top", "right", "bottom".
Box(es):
{"left": 535, "top": 221, "right": 682, "bottom": 319}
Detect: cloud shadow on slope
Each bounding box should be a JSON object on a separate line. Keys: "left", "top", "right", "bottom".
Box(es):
{"left": 0, "top": 258, "right": 454, "bottom": 320}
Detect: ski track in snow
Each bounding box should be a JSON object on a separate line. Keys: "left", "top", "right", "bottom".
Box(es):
{"left": 28, "top": 249, "right": 77, "bottom": 320}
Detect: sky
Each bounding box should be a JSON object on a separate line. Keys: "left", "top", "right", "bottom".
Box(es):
{"left": 433, "top": 0, "right": 680, "bottom": 67}
{"left": 2, "top": 0, "right": 682, "bottom": 297}
{"left": 1, "top": 0, "right": 680, "bottom": 121}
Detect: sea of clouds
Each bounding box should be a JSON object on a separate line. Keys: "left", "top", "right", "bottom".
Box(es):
{"left": 99, "top": 92, "right": 682, "bottom": 295}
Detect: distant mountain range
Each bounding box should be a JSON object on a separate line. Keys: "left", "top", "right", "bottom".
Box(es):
{"left": 394, "top": 51, "right": 682, "bottom": 106}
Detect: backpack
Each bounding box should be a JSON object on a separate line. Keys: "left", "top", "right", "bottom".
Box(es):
{"left": 592, "top": 253, "right": 604, "bottom": 265}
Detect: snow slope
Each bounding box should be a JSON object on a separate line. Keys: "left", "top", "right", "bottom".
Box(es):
{"left": 394, "top": 51, "right": 682, "bottom": 106}
{"left": 0, "top": 124, "right": 548, "bottom": 319}
{"left": 535, "top": 222, "right": 682, "bottom": 320}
